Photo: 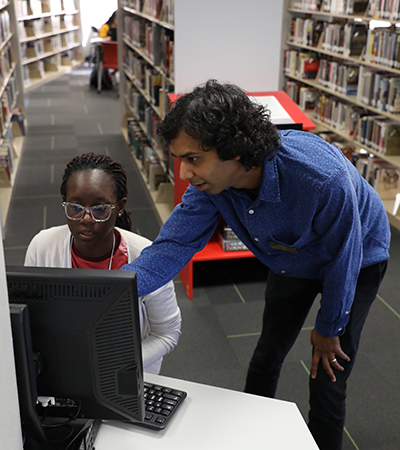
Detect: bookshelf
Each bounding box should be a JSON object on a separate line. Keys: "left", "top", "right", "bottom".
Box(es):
{"left": 119, "top": 0, "right": 175, "bottom": 223}
{"left": 0, "top": 0, "right": 25, "bottom": 230}
{"left": 283, "top": 0, "right": 400, "bottom": 231}
{"left": 15, "top": 0, "right": 83, "bottom": 91}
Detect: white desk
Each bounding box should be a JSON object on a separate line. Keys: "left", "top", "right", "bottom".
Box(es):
{"left": 93, "top": 374, "right": 319, "bottom": 450}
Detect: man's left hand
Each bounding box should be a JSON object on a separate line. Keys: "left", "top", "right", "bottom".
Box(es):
{"left": 310, "top": 328, "right": 350, "bottom": 382}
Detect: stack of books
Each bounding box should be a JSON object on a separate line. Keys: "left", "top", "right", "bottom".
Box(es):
{"left": 318, "top": 60, "right": 359, "bottom": 95}
{"left": 357, "top": 66, "right": 400, "bottom": 112}
{"left": 217, "top": 221, "right": 248, "bottom": 252}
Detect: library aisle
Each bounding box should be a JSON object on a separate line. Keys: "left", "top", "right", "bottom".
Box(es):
{"left": 3, "top": 65, "right": 400, "bottom": 450}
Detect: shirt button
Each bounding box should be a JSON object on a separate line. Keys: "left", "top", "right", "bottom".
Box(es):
{"left": 345, "top": 311, "right": 349, "bottom": 315}
{"left": 249, "top": 209, "right": 254, "bottom": 214}
{"left": 254, "top": 238, "right": 259, "bottom": 242}
{"left": 281, "top": 270, "right": 286, "bottom": 274}
{"left": 338, "top": 328, "right": 342, "bottom": 332}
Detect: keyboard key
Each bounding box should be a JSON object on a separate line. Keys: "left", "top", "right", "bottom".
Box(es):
{"left": 139, "top": 382, "right": 187, "bottom": 430}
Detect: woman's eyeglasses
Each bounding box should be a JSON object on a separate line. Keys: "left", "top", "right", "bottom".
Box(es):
{"left": 61, "top": 202, "right": 116, "bottom": 222}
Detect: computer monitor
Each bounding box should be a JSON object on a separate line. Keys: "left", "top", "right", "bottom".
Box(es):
{"left": 7, "top": 266, "right": 144, "bottom": 449}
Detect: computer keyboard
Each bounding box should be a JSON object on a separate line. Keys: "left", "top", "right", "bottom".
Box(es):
{"left": 139, "top": 381, "right": 187, "bottom": 430}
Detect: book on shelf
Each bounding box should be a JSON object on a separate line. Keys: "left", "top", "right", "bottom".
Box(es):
{"left": 364, "top": 28, "right": 400, "bottom": 68}
{"left": 127, "top": 117, "right": 146, "bottom": 159}
{"left": 217, "top": 220, "right": 248, "bottom": 252}
{"left": 291, "top": 0, "right": 323, "bottom": 11}
{"left": 289, "top": 17, "right": 323, "bottom": 47}
{"left": 356, "top": 114, "right": 400, "bottom": 155}
{"left": 11, "top": 108, "right": 26, "bottom": 137}
{"left": 218, "top": 234, "right": 249, "bottom": 252}
{"left": 285, "top": 79, "right": 303, "bottom": 105}
{"left": 368, "top": 0, "right": 400, "bottom": 20}
{"left": 0, "top": 9, "right": 10, "bottom": 42}
{"left": 299, "top": 87, "right": 319, "bottom": 111}
{"left": 344, "top": 23, "right": 368, "bottom": 58}
{"left": 298, "top": 51, "right": 320, "bottom": 79}
{"left": 148, "top": 159, "right": 166, "bottom": 192}
{"left": 29, "top": 0, "right": 43, "bottom": 15}
{"left": 15, "top": 0, "right": 29, "bottom": 17}
{"left": 321, "top": 0, "right": 368, "bottom": 14}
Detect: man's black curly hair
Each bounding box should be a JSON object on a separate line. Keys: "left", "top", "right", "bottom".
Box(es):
{"left": 157, "top": 79, "right": 281, "bottom": 170}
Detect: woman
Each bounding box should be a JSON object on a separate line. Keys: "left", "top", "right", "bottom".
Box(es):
{"left": 25, "top": 153, "right": 181, "bottom": 374}
{"left": 98, "top": 11, "right": 117, "bottom": 40}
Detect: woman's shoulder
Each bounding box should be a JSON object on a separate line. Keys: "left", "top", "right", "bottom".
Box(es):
{"left": 29, "top": 224, "right": 70, "bottom": 245}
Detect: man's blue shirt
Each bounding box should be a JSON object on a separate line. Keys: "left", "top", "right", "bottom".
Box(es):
{"left": 122, "top": 130, "right": 390, "bottom": 337}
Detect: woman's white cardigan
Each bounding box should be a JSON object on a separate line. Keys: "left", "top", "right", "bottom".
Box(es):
{"left": 24, "top": 225, "right": 181, "bottom": 374}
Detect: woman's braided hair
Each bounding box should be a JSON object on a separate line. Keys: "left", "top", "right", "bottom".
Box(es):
{"left": 60, "top": 152, "right": 132, "bottom": 231}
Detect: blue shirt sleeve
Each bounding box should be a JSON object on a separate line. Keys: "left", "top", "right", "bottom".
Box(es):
{"left": 121, "top": 186, "right": 221, "bottom": 296}
{"left": 312, "top": 170, "right": 363, "bottom": 337}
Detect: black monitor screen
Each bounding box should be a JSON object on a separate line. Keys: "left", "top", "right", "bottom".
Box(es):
{"left": 7, "top": 266, "right": 144, "bottom": 448}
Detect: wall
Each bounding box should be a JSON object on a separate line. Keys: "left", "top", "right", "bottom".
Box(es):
{"left": 175, "top": 0, "right": 285, "bottom": 93}
{"left": 0, "top": 224, "right": 23, "bottom": 449}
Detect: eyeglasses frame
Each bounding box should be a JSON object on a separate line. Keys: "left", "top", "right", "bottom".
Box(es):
{"left": 61, "top": 201, "right": 117, "bottom": 222}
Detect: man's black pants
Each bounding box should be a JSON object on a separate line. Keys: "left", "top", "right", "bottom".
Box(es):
{"left": 244, "top": 260, "right": 388, "bottom": 450}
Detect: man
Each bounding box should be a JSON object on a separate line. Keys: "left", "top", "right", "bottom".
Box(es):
{"left": 121, "top": 80, "right": 390, "bottom": 450}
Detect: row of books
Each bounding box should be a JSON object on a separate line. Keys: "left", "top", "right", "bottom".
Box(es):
{"left": 0, "top": 43, "right": 13, "bottom": 88}
{"left": 123, "top": 0, "right": 174, "bottom": 25}
{"left": 124, "top": 23, "right": 174, "bottom": 80}
{"left": 284, "top": 49, "right": 360, "bottom": 96}
{"left": 364, "top": 27, "right": 400, "bottom": 69}
{"left": 19, "top": 15, "right": 78, "bottom": 40}
{"left": 368, "top": 0, "right": 400, "bottom": 19}
{"left": 124, "top": 15, "right": 146, "bottom": 49}
{"left": 322, "top": 0, "right": 369, "bottom": 14}
{"left": 283, "top": 50, "right": 320, "bottom": 79}
{"left": 0, "top": 108, "right": 25, "bottom": 183}
{"left": 124, "top": 49, "right": 163, "bottom": 107}
{"left": 0, "top": 76, "right": 17, "bottom": 139}
{"left": 126, "top": 82, "right": 161, "bottom": 148}
{"left": 124, "top": 16, "right": 171, "bottom": 71}
{"left": 124, "top": 50, "right": 145, "bottom": 88}
{"left": 358, "top": 114, "right": 400, "bottom": 154}
{"left": 315, "top": 93, "right": 365, "bottom": 136}
{"left": 357, "top": 66, "right": 400, "bottom": 113}
{"left": 127, "top": 117, "right": 167, "bottom": 191}
{"left": 144, "top": 22, "right": 161, "bottom": 66}
{"left": 20, "top": 32, "right": 77, "bottom": 60}
{"left": 15, "top": 0, "right": 76, "bottom": 17}
{"left": 289, "top": 17, "right": 322, "bottom": 47}
{"left": 289, "top": 17, "right": 367, "bottom": 58}
{"left": 0, "top": 9, "right": 10, "bottom": 44}
{"left": 22, "top": 48, "right": 77, "bottom": 83}
{"left": 142, "top": 0, "right": 163, "bottom": 19}
{"left": 319, "top": 59, "right": 359, "bottom": 95}
{"left": 0, "top": 136, "right": 15, "bottom": 183}
{"left": 290, "top": 0, "right": 369, "bottom": 14}
{"left": 321, "top": 22, "right": 366, "bottom": 57}
{"left": 314, "top": 92, "right": 400, "bottom": 155}
{"left": 160, "top": 27, "right": 174, "bottom": 78}
{"left": 286, "top": 80, "right": 319, "bottom": 111}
